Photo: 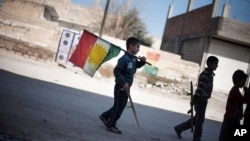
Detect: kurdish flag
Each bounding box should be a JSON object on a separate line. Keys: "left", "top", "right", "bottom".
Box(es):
{"left": 69, "top": 30, "right": 121, "bottom": 77}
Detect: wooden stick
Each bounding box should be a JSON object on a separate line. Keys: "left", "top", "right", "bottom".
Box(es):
{"left": 127, "top": 91, "right": 141, "bottom": 129}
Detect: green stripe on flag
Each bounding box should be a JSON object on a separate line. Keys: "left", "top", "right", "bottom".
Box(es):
{"left": 103, "top": 44, "right": 120, "bottom": 63}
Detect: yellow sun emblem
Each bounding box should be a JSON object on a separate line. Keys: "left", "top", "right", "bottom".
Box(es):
{"left": 88, "top": 43, "right": 108, "bottom": 66}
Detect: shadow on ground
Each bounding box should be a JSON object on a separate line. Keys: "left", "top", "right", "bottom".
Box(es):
{"left": 0, "top": 70, "right": 222, "bottom": 141}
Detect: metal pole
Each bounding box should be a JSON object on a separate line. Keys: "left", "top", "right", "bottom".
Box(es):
{"left": 99, "top": 0, "right": 110, "bottom": 37}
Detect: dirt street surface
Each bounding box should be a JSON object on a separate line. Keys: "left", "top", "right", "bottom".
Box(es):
{"left": 0, "top": 50, "right": 227, "bottom": 141}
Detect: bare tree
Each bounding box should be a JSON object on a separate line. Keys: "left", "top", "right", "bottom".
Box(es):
{"left": 88, "top": 0, "right": 153, "bottom": 47}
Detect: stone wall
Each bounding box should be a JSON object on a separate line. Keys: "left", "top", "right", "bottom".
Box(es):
{"left": 0, "top": 0, "right": 61, "bottom": 52}
{"left": 0, "top": 35, "right": 54, "bottom": 61}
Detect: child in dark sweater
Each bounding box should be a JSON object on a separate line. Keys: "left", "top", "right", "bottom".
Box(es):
{"left": 219, "top": 69, "right": 248, "bottom": 141}
{"left": 174, "top": 56, "right": 219, "bottom": 141}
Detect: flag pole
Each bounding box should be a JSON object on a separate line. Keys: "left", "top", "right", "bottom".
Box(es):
{"left": 84, "top": 29, "right": 151, "bottom": 66}
{"left": 117, "top": 47, "right": 152, "bottom": 66}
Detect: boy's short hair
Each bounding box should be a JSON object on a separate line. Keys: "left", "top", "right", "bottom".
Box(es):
{"left": 206, "top": 56, "right": 218, "bottom": 64}
{"left": 232, "top": 69, "right": 248, "bottom": 84}
{"left": 126, "top": 37, "right": 140, "bottom": 50}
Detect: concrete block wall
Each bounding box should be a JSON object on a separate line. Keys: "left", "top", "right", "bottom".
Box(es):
{"left": 161, "top": 4, "right": 213, "bottom": 64}
{"left": 217, "top": 17, "right": 250, "bottom": 45}
{"left": 154, "top": 49, "right": 200, "bottom": 83}
{"left": 1, "top": 0, "right": 43, "bottom": 19}
{"left": 184, "top": 5, "right": 213, "bottom": 35}
{"left": 0, "top": 0, "right": 61, "bottom": 52}
{"left": 181, "top": 37, "right": 209, "bottom": 64}
{"left": 163, "top": 4, "right": 213, "bottom": 41}
{"left": 0, "top": 35, "right": 54, "bottom": 61}
{"left": 163, "top": 16, "right": 183, "bottom": 41}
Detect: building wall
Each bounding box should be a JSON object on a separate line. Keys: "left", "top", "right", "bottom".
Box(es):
{"left": 160, "top": 2, "right": 250, "bottom": 92}
{"left": 208, "top": 38, "right": 250, "bottom": 92}
{"left": 216, "top": 17, "right": 250, "bottom": 45}
{"left": 163, "top": 5, "right": 212, "bottom": 38}
{"left": 0, "top": 0, "right": 60, "bottom": 51}
{"left": 181, "top": 37, "right": 209, "bottom": 64}
{"left": 161, "top": 4, "right": 213, "bottom": 60}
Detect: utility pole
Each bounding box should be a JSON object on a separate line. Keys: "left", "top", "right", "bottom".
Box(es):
{"left": 99, "top": 0, "right": 110, "bottom": 37}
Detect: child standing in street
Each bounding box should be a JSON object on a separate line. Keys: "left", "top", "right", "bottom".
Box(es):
{"left": 99, "top": 37, "right": 146, "bottom": 134}
{"left": 174, "top": 56, "right": 219, "bottom": 141}
{"left": 219, "top": 69, "right": 248, "bottom": 141}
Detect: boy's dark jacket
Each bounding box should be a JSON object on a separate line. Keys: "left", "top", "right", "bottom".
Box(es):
{"left": 114, "top": 52, "right": 145, "bottom": 87}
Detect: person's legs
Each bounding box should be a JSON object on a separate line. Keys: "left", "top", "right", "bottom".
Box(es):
{"left": 174, "top": 103, "right": 202, "bottom": 139}
{"left": 219, "top": 118, "right": 229, "bottom": 141}
{"left": 100, "top": 107, "right": 112, "bottom": 127}
{"left": 107, "top": 84, "right": 128, "bottom": 128}
{"left": 174, "top": 117, "right": 195, "bottom": 139}
{"left": 219, "top": 118, "right": 239, "bottom": 141}
{"left": 101, "top": 107, "right": 112, "bottom": 120}
{"left": 243, "top": 114, "right": 250, "bottom": 127}
{"left": 193, "top": 98, "right": 207, "bottom": 141}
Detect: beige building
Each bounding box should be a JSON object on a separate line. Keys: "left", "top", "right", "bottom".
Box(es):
{"left": 0, "top": 0, "right": 102, "bottom": 52}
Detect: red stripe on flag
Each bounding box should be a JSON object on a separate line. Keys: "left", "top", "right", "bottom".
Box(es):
{"left": 69, "top": 30, "right": 97, "bottom": 68}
